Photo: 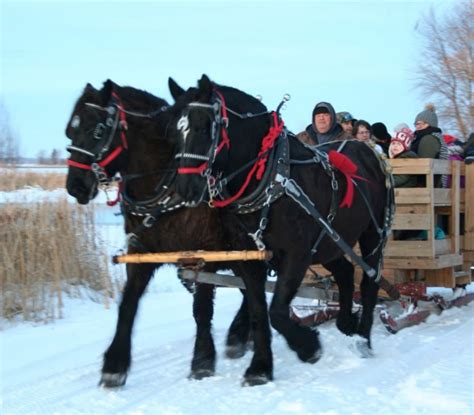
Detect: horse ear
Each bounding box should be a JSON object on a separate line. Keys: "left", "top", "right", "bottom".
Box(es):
{"left": 168, "top": 77, "right": 185, "bottom": 101}
{"left": 100, "top": 79, "right": 115, "bottom": 104}
{"left": 198, "top": 74, "right": 213, "bottom": 96}
{"left": 85, "top": 83, "right": 97, "bottom": 93}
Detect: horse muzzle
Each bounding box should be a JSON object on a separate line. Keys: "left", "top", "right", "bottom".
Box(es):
{"left": 66, "top": 178, "right": 98, "bottom": 205}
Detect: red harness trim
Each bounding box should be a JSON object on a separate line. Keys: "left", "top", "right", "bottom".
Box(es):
{"left": 177, "top": 161, "right": 208, "bottom": 175}
{"left": 67, "top": 145, "right": 124, "bottom": 170}
{"left": 213, "top": 112, "right": 284, "bottom": 208}
{"left": 328, "top": 150, "right": 369, "bottom": 208}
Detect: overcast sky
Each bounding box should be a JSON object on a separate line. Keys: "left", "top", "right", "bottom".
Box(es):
{"left": 1, "top": 0, "right": 455, "bottom": 158}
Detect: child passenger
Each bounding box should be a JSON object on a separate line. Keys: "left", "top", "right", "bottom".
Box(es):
{"left": 389, "top": 128, "right": 418, "bottom": 188}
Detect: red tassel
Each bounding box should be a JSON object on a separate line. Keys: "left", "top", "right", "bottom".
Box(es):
{"left": 328, "top": 150, "right": 368, "bottom": 208}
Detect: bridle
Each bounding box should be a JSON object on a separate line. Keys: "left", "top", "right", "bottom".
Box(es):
{"left": 67, "top": 91, "right": 169, "bottom": 186}
{"left": 175, "top": 88, "right": 283, "bottom": 206}
{"left": 66, "top": 91, "right": 130, "bottom": 189}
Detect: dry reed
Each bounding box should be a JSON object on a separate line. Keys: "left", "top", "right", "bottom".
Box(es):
{"left": 0, "top": 168, "right": 66, "bottom": 191}
{"left": 1, "top": 170, "right": 118, "bottom": 322}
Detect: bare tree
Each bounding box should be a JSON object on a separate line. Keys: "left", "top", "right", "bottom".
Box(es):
{"left": 50, "top": 148, "right": 60, "bottom": 165}
{"left": 37, "top": 149, "right": 46, "bottom": 165}
{"left": 414, "top": 0, "right": 473, "bottom": 140}
{"left": 0, "top": 102, "right": 21, "bottom": 164}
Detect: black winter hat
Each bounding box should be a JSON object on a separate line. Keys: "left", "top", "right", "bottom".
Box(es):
{"left": 371, "top": 122, "right": 391, "bottom": 142}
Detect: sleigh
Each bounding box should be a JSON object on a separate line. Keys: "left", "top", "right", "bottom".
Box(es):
{"left": 113, "top": 159, "right": 474, "bottom": 334}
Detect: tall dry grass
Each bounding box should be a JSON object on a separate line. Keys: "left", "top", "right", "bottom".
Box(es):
{"left": 1, "top": 170, "right": 118, "bottom": 322}
{"left": 0, "top": 168, "right": 66, "bottom": 191}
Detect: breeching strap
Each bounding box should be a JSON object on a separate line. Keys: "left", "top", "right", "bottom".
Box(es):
{"left": 213, "top": 112, "right": 284, "bottom": 208}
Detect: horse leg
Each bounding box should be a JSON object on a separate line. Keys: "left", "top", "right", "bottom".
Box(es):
{"left": 323, "top": 257, "right": 358, "bottom": 336}
{"left": 225, "top": 289, "right": 251, "bottom": 359}
{"left": 269, "top": 254, "right": 322, "bottom": 363}
{"left": 100, "top": 263, "right": 155, "bottom": 387}
{"left": 240, "top": 264, "right": 273, "bottom": 386}
{"left": 356, "top": 231, "right": 383, "bottom": 357}
{"left": 190, "top": 283, "right": 216, "bottom": 379}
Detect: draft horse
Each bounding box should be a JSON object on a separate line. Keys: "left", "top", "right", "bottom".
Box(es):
{"left": 65, "top": 80, "right": 265, "bottom": 387}
{"left": 167, "top": 75, "right": 394, "bottom": 385}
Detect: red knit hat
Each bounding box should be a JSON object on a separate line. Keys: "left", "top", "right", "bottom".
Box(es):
{"left": 443, "top": 134, "right": 456, "bottom": 145}
{"left": 389, "top": 128, "right": 414, "bottom": 158}
{"left": 391, "top": 128, "right": 414, "bottom": 150}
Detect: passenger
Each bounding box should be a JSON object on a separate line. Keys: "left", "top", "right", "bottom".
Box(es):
{"left": 371, "top": 122, "right": 391, "bottom": 155}
{"left": 443, "top": 134, "right": 465, "bottom": 188}
{"left": 388, "top": 128, "right": 419, "bottom": 187}
{"left": 412, "top": 104, "right": 448, "bottom": 160}
{"left": 336, "top": 111, "right": 356, "bottom": 134}
{"left": 297, "top": 102, "right": 352, "bottom": 146}
{"left": 353, "top": 120, "right": 384, "bottom": 154}
{"left": 464, "top": 132, "right": 474, "bottom": 164}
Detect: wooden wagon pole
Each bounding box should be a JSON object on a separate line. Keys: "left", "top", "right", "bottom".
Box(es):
{"left": 112, "top": 250, "right": 273, "bottom": 264}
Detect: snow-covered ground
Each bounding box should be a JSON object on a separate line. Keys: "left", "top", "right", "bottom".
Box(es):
{"left": 1, "top": 187, "right": 473, "bottom": 414}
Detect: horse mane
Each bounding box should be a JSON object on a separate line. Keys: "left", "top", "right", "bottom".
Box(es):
{"left": 119, "top": 85, "right": 169, "bottom": 110}
{"left": 216, "top": 84, "right": 267, "bottom": 115}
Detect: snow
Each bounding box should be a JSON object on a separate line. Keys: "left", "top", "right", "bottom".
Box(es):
{"left": 1, "top": 186, "right": 474, "bottom": 414}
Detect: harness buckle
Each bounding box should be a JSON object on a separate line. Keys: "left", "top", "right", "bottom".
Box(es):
{"left": 248, "top": 229, "right": 265, "bottom": 251}
{"left": 143, "top": 215, "right": 156, "bottom": 228}
{"left": 94, "top": 123, "right": 106, "bottom": 140}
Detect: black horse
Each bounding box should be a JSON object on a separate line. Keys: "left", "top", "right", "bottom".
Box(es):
{"left": 65, "top": 80, "right": 265, "bottom": 387}
{"left": 166, "top": 75, "right": 394, "bottom": 385}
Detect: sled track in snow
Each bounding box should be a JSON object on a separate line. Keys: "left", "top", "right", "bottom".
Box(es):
{"left": 2, "top": 344, "right": 194, "bottom": 414}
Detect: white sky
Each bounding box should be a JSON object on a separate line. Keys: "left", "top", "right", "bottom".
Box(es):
{"left": 1, "top": 0, "right": 456, "bottom": 158}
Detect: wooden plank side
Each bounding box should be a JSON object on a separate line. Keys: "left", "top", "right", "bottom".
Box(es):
{"left": 384, "top": 254, "right": 463, "bottom": 269}
{"left": 425, "top": 268, "right": 455, "bottom": 288}
{"left": 433, "top": 189, "right": 451, "bottom": 206}
{"left": 450, "top": 160, "right": 460, "bottom": 254}
{"left": 395, "top": 188, "right": 431, "bottom": 204}
{"left": 385, "top": 240, "right": 433, "bottom": 257}
{"left": 435, "top": 238, "right": 453, "bottom": 255}
{"left": 392, "top": 213, "right": 431, "bottom": 230}
{"left": 388, "top": 158, "right": 432, "bottom": 174}
{"left": 464, "top": 164, "right": 474, "bottom": 251}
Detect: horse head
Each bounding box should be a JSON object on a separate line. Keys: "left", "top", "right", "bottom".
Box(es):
{"left": 168, "top": 74, "right": 271, "bottom": 207}
{"left": 65, "top": 80, "right": 170, "bottom": 204}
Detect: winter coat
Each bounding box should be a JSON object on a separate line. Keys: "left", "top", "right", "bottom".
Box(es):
{"left": 412, "top": 127, "right": 448, "bottom": 160}
{"left": 392, "top": 150, "right": 420, "bottom": 188}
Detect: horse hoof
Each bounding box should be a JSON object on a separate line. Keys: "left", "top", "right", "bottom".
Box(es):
{"left": 306, "top": 348, "right": 323, "bottom": 364}
{"left": 225, "top": 343, "right": 247, "bottom": 359}
{"left": 351, "top": 336, "right": 374, "bottom": 358}
{"left": 241, "top": 374, "right": 272, "bottom": 387}
{"left": 189, "top": 369, "right": 215, "bottom": 380}
{"left": 99, "top": 372, "right": 127, "bottom": 388}
{"left": 336, "top": 313, "right": 359, "bottom": 336}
